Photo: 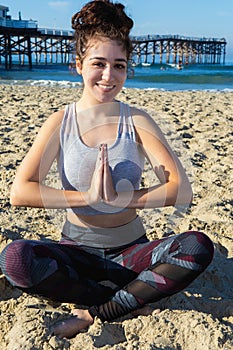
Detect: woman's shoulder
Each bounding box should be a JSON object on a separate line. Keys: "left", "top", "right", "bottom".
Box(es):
{"left": 43, "top": 107, "right": 66, "bottom": 127}
{"left": 37, "top": 108, "right": 66, "bottom": 140}
{"left": 125, "top": 104, "right": 166, "bottom": 142}
{"left": 118, "top": 101, "right": 149, "bottom": 120}
{"left": 128, "top": 105, "right": 159, "bottom": 130}
{"left": 45, "top": 102, "right": 75, "bottom": 125}
{"left": 130, "top": 105, "right": 149, "bottom": 118}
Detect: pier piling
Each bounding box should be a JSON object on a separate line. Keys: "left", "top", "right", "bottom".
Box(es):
{"left": 0, "top": 28, "right": 227, "bottom": 69}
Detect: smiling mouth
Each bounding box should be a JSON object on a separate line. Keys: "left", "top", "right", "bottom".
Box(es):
{"left": 97, "top": 84, "right": 115, "bottom": 90}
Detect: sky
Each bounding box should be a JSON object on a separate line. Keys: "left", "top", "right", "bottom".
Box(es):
{"left": 2, "top": 0, "right": 233, "bottom": 61}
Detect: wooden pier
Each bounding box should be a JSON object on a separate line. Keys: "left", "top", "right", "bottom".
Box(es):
{"left": 0, "top": 27, "right": 227, "bottom": 69}
{"left": 132, "top": 35, "right": 227, "bottom": 65}
{"left": 0, "top": 27, "right": 74, "bottom": 69}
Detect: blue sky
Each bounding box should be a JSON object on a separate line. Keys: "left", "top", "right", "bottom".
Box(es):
{"left": 2, "top": 0, "right": 233, "bottom": 61}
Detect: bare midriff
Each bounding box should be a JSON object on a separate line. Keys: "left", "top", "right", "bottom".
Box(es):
{"left": 67, "top": 208, "right": 137, "bottom": 228}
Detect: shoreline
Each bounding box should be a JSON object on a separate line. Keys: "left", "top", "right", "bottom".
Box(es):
{"left": 0, "top": 84, "right": 233, "bottom": 349}
{"left": 1, "top": 79, "right": 233, "bottom": 93}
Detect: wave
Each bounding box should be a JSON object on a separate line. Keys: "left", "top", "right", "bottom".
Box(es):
{"left": 0, "top": 79, "right": 83, "bottom": 88}
{"left": 0, "top": 78, "right": 232, "bottom": 93}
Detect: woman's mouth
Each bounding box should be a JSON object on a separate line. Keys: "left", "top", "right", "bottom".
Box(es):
{"left": 97, "top": 84, "right": 115, "bottom": 91}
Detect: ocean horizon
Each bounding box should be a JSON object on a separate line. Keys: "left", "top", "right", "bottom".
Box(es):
{"left": 1, "top": 61, "right": 233, "bottom": 92}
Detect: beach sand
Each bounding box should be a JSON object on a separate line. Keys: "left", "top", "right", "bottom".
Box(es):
{"left": 0, "top": 84, "right": 233, "bottom": 349}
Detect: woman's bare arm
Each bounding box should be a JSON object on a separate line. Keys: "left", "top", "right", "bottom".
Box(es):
{"left": 10, "top": 110, "right": 89, "bottom": 209}
{"left": 103, "top": 108, "right": 193, "bottom": 209}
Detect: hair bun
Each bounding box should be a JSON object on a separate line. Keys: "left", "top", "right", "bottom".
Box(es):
{"left": 72, "top": 0, "right": 133, "bottom": 35}
{"left": 72, "top": 0, "right": 133, "bottom": 61}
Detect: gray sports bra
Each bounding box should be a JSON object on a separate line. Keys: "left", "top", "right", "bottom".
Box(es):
{"left": 58, "top": 101, "right": 145, "bottom": 215}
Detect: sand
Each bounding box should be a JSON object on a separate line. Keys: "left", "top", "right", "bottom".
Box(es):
{"left": 0, "top": 84, "right": 233, "bottom": 350}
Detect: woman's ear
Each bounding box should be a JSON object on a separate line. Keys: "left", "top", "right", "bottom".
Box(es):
{"left": 76, "top": 57, "right": 82, "bottom": 75}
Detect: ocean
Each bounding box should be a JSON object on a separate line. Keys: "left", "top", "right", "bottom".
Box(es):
{"left": 1, "top": 62, "right": 233, "bottom": 91}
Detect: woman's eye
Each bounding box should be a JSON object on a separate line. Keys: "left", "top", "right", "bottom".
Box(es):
{"left": 93, "top": 62, "right": 104, "bottom": 67}
{"left": 115, "top": 64, "right": 126, "bottom": 70}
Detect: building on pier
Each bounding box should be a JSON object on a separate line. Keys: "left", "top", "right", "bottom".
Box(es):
{"left": 0, "top": 5, "right": 37, "bottom": 29}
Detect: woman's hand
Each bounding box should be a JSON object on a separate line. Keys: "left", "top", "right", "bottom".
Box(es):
{"left": 85, "top": 144, "right": 117, "bottom": 206}
{"left": 84, "top": 145, "right": 104, "bottom": 205}
{"left": 102, "top": 144, "right": 117, "bottom": 203}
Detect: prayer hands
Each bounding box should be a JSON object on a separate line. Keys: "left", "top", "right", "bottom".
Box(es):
{"left": 86, "top": 144, "right": 117, "bottom": 206}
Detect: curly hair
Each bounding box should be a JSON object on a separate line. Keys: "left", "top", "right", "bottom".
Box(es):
{"left": 72, "top": 0, "right": 134, "bottom": 62}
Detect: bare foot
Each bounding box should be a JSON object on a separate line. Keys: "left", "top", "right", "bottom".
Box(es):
{"left": 52, "top": 306, "right": 160, "bottom": 338}
{"left": 52, "top": 308, "right": 94, "bottom": 339}
{"left": 131, "top": 305, "right": 160, "bottom": 317}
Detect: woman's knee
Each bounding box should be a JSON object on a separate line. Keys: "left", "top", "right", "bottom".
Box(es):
{"left": 176, "top": 231, "right": 214, "bottom": 269}
{"left": 0, "top": 239, "right": 36, "bottom": 288}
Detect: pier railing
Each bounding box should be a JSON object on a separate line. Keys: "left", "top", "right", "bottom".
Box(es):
{"left": 0, "top": 26, "right": 227, "bottom": 69}
{"left": 132, "top": 34, "right": 226, "bottom": 43}
{"left": 38, "top": 28, "right": 73, "bottom": 37}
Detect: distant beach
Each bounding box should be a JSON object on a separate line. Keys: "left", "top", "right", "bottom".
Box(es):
{"left": 0, "top": 84, "right": 233, "bottom": 349}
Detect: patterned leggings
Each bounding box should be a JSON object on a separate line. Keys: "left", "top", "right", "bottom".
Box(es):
{"left": 0, "top": 231, "right": 214, "bottom": 322}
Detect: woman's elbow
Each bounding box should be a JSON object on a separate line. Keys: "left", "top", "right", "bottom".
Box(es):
{"left": 176, "top": 179, "right": 193, "bottom": 205}
{"left": 10, "top": 184, "right": 26, "bottom": 207}
{"left": 10, "top": 189, "right": 20, "bottom": 206}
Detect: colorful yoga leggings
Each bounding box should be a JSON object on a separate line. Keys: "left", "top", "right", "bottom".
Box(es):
{"left": 0, "top": 230, "right": 214, "bottom": 322}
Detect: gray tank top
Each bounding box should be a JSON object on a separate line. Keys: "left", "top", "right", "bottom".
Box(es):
{"left": 58, "top": 101, "right": 145, "bottom": 215}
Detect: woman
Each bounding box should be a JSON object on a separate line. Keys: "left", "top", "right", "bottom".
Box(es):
{"left": 0, "top": 0, "right": 214, "bottom": 339}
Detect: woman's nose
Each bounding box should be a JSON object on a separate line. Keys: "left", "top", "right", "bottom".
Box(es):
{"left": 102, "top": 65, "right": 112, "bottom": 81}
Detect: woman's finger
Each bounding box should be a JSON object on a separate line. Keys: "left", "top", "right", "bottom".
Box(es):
{"left": 102, "top": 144, "right": 117, "bottom": 202}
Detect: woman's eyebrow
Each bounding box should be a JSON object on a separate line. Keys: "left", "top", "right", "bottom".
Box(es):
{"left": 89, "top": 57, "right": 127, "bottom": 63}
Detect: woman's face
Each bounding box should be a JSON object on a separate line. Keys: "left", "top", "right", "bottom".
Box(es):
{"left": 77, "top": 38, "right": 128, "bottom": 105}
